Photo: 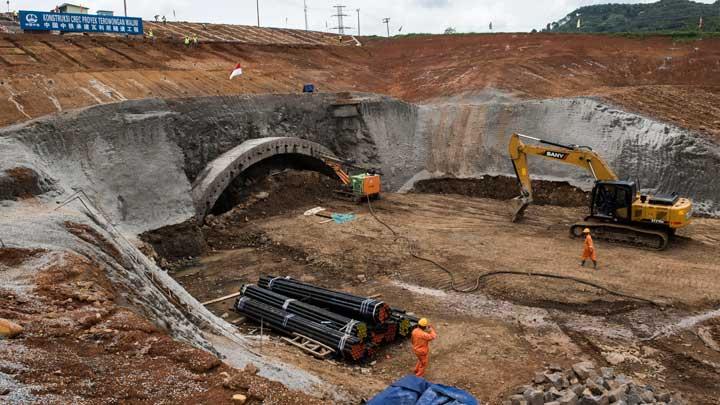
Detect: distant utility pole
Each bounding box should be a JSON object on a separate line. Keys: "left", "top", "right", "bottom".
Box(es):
{"left": 304, "top": 0, "right": 309, "bottom": 31}
{"left": 382, "top": 17, "right": 390, "bottom": 37}
{"left": 256, "top": 0, "right": 261, "bottom": 27}
{"left": 332, "top": 5, "right": 351, "bottom": 35}
{"left": 123, "top": 0, "right": 127, "bottom": 17}
{"left": 356, "top": 9, "right": 360, "bottom": 36}
{"left": 6, "top": 0, "right": 10, "bottom": 13}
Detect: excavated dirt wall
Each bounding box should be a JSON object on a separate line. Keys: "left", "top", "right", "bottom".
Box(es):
{"left": 413, "top": 176, "right": 590, "bottom": 207}
{"left": 371, "top": 96, "right": 720, "bottom": 216}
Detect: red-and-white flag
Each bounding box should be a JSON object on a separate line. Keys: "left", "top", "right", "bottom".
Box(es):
{"left": 229, "top": 63, "right": 243, "bottom": 80}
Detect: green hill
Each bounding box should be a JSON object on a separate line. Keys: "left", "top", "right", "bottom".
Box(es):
{"left": 545, "top": 0, "right": 720, "bottom": 33}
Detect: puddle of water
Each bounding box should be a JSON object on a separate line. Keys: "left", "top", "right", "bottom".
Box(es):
{"left": 648, "top": 307, "right": 720, "bottom": 339}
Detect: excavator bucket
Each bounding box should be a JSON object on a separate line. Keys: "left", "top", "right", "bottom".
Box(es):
{"left": 510, "top": 196, "right": 530, "bottom": 222}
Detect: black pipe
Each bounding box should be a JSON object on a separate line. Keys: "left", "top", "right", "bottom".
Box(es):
{"left": 235, "top": 296, "right": 366, "bottom": 360}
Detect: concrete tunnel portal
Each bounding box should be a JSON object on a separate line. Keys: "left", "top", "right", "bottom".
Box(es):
{"left": 191, "top": 137, "right": 338, "bottom": 223}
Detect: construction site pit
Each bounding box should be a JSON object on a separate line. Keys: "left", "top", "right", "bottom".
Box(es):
{"left": 1, "top": 31, "right": 720, "bottom": 405}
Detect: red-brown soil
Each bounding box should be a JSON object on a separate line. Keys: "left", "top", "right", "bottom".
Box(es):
{"left": 1, "top": 32, "right": 719, "bottom": 140}
{"left": 0, "top": 249, "right": 327, "bottom": 404}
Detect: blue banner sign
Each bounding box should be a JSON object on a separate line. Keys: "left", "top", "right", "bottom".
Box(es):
{"left": 19, "top": 10, "right": 143, "bottom": 35}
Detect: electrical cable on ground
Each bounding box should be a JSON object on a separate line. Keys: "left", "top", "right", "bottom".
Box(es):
{"left": 365, "top": 196, "right": 661, "bottom": 306}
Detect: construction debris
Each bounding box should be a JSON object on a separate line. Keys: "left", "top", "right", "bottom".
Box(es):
{"left": 303, "top": 207, "right": 326, "bottom": 216}
{"left": 235, "top": 276, "right": 420, "bottom": 361}
{"left": 503, "top": 362, "right": 685, "bottom": 405}
{"left": 331, "top": 213, "right": 356, "bottom": 224}
{"left": 201, "top": 291, "right": 242, "bottom": 306}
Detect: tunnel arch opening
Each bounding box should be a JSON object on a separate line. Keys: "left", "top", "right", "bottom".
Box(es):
{"left": 191, "top": 137, "right": 338, "bottom": 223}
{"left": 210, "top": 153, "right": 339, "bottom": 216}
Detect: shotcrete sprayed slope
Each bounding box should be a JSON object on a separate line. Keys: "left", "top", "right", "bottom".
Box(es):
{"left": 2, "top": 93, "right": 719, "bottom": 229}
{"left": 0, "top": 94, "right": 382, "bottom": 235}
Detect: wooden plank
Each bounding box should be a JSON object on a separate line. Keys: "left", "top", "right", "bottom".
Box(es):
{"left": 281, "top": 333, "right": 335, "bottom": 359}
{"left": 201, "top": 291, "right": 241, "bottom": 306}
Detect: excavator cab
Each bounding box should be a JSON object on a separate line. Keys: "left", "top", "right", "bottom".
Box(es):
{"left": 590, "top": 181, "right": 635, "bottom": 223}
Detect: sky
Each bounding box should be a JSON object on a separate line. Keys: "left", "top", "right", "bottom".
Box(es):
{"left": 9, "top": 0, "right": 718, "bottom": 35}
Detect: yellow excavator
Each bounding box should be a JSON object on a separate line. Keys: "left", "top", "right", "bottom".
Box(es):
{"left": 508, "top": 133, "right": 692, "bottom": 250}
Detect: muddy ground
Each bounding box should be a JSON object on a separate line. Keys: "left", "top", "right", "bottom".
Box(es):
{"left": 160, "top": 170, "right": 720, "bottom": 404}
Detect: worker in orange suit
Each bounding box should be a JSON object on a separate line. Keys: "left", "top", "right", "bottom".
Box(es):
{"left": 411, "top": 318, "right": 437, "bottom": 378}
{"left": 580, "top": 228, "right": 598, "bottom": 269}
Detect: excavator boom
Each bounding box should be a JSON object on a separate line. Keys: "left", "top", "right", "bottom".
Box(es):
{"left": 320, "top": 154, "right": 381, "bottom": 202}
{"left": 508, "top": 133, "right": 617, "bottom": 222}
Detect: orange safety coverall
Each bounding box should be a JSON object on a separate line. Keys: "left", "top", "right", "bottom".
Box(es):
{"left": 581, "top": 234, "right": 597, "bottom": 261}
{"left": 411, "top": 326, "right": 437, "bottom": 377}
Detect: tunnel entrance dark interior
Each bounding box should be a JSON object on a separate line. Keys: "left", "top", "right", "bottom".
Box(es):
{"left": 210, "top": 153, "right": 339, "bottom": 216}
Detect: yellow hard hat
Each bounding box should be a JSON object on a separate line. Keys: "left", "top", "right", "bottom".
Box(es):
{"left": 418, "top": 318, "right": 428, "bottom": 327}
{"left": 583, "top": 228, "right": 591, "bottom": 234}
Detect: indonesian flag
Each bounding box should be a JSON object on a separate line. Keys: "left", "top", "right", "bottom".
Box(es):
{"left": 229, "top": 63, "right": 243, "bottom": 80}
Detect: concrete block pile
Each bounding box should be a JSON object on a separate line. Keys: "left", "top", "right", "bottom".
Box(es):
{"left": 503, "top": 361, "right": 685, "bottom": 405}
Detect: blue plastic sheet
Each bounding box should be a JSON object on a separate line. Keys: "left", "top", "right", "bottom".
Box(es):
{"left": 331, "top": 213, "right": 356, "bottom": 224}
{"left": 367, "top": 375, "right": 479, "bottom": 405}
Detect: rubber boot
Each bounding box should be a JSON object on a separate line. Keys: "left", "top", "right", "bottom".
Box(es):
{"left": 593, "top": 261, "right": 598, "bottom": 270}
{"left": 580, "top": 260, "right": 586, "bottom": 267}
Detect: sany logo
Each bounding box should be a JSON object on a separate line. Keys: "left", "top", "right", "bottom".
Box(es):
{"left": 544, "top": 151, "right": 567, "bottom": 159}
{"left": 25, "top": 14, "right": 39, "bottom": 24}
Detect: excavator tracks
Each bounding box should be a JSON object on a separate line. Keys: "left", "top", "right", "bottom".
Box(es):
{"left": 570, "top": 221, "right": 669, "bottom": 251}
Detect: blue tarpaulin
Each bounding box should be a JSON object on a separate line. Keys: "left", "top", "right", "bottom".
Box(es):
{"left": 331, "top": 213, "right": 356, "bottom": 224}
{"left": 367, "top": 375, "right": 479, "bottom": 405}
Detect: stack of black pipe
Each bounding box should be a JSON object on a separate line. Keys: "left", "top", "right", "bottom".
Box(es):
{"left": 235, "top": 296, "right": 366, "bottom": 360}
{"left": 241, "top": 284, "right": 368, "bottom": 340}
{"left": 258, "top": 275, "right": 391, "bottom": 324}
{"left": 390, "top": 308, "right": 420, "bottom": 338}
{"left": 234, "top": 276, "right": 418, "bottom": 361}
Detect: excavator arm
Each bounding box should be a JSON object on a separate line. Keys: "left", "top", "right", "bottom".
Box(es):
{"left": 323, "top": 159, "right": 351, "bottom": 186}
{"left": 508, "top": 133, "right": 618, "bottom": 222}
